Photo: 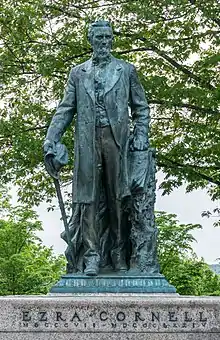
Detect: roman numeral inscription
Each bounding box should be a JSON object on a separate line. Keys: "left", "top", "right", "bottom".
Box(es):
{"left": 17, "top": 308, "right": 211, "bottom": 332}
{"left": 0, "top": 296, "right": 218, "bottom": 337}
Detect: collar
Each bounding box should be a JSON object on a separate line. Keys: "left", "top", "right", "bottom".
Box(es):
{"left": 92, "top": 54, "right": 112, "bottom": 67}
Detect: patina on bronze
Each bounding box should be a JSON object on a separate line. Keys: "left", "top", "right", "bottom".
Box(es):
{"left": 44, "top": 21, "right": 169, "bottom": 291}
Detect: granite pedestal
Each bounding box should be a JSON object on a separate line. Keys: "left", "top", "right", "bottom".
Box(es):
{"left": 0, "top": 294, "right": 220, "bottom": 339}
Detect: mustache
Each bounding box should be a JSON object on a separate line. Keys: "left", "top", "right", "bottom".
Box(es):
{"left": 99, "top": 46, "right": 111, "bottom": 49}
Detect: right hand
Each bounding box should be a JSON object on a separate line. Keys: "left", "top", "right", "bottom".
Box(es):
{"left": 43, "top": 139, "right": 56, "bottom": 155}
{"left": 43, "top": 140, "right": 58, "bottom": 178}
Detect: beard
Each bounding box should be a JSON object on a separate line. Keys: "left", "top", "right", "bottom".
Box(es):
{"left": 92, "top": 43, "right": 112, "bottom": 64}
{"left": 99, "top": 49, "right": 110, "bottom": 57}
{"left": 96, "top": 44, "right": 111, "bottom": 57}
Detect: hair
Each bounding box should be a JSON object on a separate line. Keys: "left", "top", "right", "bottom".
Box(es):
{"left": 87, "top": 21, "right": 113, "bottom": 43}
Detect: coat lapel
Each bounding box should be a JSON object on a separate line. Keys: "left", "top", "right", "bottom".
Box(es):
{"left": 104, "top": 57, "right": 122, "bottom": 95}
{"left": 81, "top": 56, "right": 123, "bottom": 102}
{"left": 81, "top": 59, "right": 95, "bottom": 103}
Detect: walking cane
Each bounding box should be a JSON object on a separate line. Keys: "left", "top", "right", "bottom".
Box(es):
{"left": 53, "top": 177, "right": 76, "bottom": 270}
{"left": 45, "top": 148, "right": 76, "bottom": 270}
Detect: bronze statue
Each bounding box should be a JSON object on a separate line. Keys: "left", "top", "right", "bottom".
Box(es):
{"left": 44, "top": 21, "right": 159, "bottom": 278}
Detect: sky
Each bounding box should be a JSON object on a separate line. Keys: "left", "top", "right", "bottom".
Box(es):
{"left": 34, "top": 172, "right": 220, "bottom": 264}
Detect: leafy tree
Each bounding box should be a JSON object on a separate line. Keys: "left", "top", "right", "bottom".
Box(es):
{"left": 0, "top": 185, "right": 219, "bottom": 295}
{"left": 157, "top": 211, "right": 220, "bottom": 295}
{"left": 0, "top": 0, "right": 219, "bottom": 208}
{"left": 202, "top": 207, "right": 220, "bottom": 227}
{"left": 0, "top": 188, "right": 65, "bottom": 295}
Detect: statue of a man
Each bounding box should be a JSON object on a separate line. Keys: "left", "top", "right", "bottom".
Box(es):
{"left": 44, "top": 21, "right": 150, "bottom": 276}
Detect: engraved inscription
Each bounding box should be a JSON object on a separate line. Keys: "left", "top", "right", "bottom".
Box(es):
{"left": 18, "top": 308, "right": 212, "bottom": 332}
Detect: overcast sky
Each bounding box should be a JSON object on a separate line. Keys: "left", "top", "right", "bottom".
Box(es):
{"left": 33, "top": 172, "right": 220, "bottom": 264}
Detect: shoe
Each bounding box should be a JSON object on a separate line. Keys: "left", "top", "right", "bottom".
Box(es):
{"left": 114, "top": 260, "right": 127, "bottom": 272}
{"left": 112, "top": 250, "right": 127, "bottom": 272}
{"left": 84, "top": 259, "right": 99, "bottom": 276}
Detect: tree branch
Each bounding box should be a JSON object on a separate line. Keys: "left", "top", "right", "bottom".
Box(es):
{"left": 0, "top": 125, "right": 48, "bottom": 141}
{"left": 44, "top": 4, "right": 82, "bottom": 19}
{"left": 149, "top": 99, "right": 219, "bottom": 115}
{"left": 79, "top": 1, "right": 128, "bottom": 9}
{"left": 158, "top": 156, "right": 220, "bottom": 186}
{"left": 188, "top": 0, "right": 220, "bottom": 27}
{"left": 164, "top": 30, "right": 220, "bottom": 42}
{"left": 63, "top": 50, "right": 92, "bottom": 62}
{"left": 147, "top": 43, "right": 215, "bottom": 91}
{"left": 116, "top": 31, "right": 216, "bottom": 91}
{"left": 118, "top": 47, "right": 153, "bottom": 55}
{"left": 23, "top": 125, "right": 49, "bottom": 132}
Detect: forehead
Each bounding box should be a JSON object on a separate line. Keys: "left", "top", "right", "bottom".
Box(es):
{"left": 93, "top": 27, "right": 112, "bottom": 36}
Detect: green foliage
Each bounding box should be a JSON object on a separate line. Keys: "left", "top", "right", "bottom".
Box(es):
{"left": 202, "top": 207, "right": 220, "bottom": 227}
{"left": 0, "top": 0, "right": 219, "bottom": 208}
{"left": 0, "top": 1, "right": 219, "bottom": 293}
{"left": 0, "top": 189, "right": 65, "bottom": 295}
{"left": 0, "top": 187, "right": 219, "bottom": 296}
{"left": 156, "top": 211, "right": 220, "bottom": 295}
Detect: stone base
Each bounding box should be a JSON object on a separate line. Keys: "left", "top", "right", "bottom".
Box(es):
{"left": 0, "top": 294, "right": 220, "bottom": 339}
{"left": 50, "top": 273, "right": 176, "bottom": 293}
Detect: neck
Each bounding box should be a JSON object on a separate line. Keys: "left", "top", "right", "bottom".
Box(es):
{"left": 92, "top": 52, "right": 111, "bottom": 65}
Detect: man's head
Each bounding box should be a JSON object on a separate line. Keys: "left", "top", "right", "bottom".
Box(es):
{"left": 88, "top": 21, "right": 113, "bottom": 59}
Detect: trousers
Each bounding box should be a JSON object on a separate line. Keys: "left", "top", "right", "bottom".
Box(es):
{"left": 82, "top": 126, "right": 125, "bottom": 266}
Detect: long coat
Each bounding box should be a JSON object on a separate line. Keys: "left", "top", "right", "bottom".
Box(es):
{"left": 46, "top": 56, "right": 150, "bottom": 203}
